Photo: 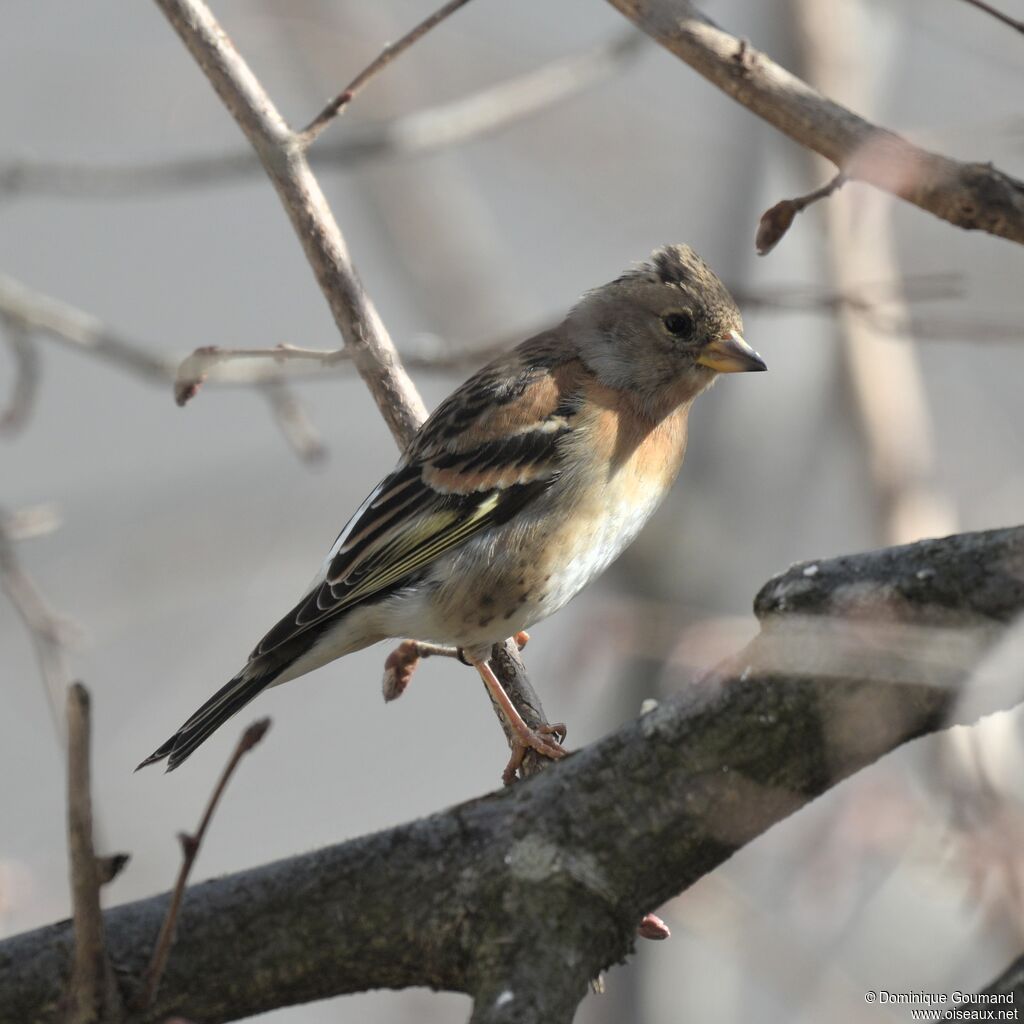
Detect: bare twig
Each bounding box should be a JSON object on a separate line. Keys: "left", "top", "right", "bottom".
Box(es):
{"left": 171, "top": 271, "right": 1009, "bottom": 408}
{"left": 958, "top": 0, "right": 1024, "bottom": 36}
{"left": 0, "top": 273, "right": 173, "bottom": 383}
{"left": 139, "top": 718, "right": 271, "bottom": 1009}
{"left": 65, "top": 683, "right": 121, "bottom": 1024}
{"left": 172, "top": 342, "right": 341, "bottom": 405}
{"left": 257, "top": 380, "right": 326, "bottom": 464}
{"left": 0, "top": 274, "right": 507, "bottom": 400}
{"left": 0, "top": 33, "right": 643, "bottom": 200}
{"left": 0, "top": 273, "right": 325, "bottom": 462}
{"left": 735, "top": 272, "right": 963, "bottom": 314}
{"left": 0, "top": 320, "right": 41, "bottom": 436}
{"left": 755, "top": 172, "right": 846, "bottom": 255}
{"left": 604, "top": 0, "right": 1024, "bottom": 246}
{"left": 170, "top": 339, "right": 518, "bottom": 404}
{"left": 301, "top": 0, "right": 476, "bottom": 144}
{"left": 2, "top": 502, "right": 62, "bottom": 542}
{"left": 154, "top": 0, "right": 427, "bottom": 443}
{"left": 96, "top": 854, "right": 131, "bottom": 887}
{"left": 0, "top": 510, "right": 74, "bottom": 741}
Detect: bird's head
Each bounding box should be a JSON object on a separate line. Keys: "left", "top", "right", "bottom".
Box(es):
{"left": 569, "top": 244, "right": 766, "bottom": 410}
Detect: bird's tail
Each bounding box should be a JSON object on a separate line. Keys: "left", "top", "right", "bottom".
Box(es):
{"left": 137, "top": 658, "right": 283, "bottom": 772}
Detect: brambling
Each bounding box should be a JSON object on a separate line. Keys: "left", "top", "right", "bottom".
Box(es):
{"left": 139, "top": 244, "right": 765, "bottom": 778}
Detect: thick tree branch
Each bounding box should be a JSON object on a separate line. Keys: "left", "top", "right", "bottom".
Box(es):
{"left": 3, "top": 525, "right": 1022, "bottom": 1022}
{"left": 604, "top": 0, "right": 1024, "bottom": 246}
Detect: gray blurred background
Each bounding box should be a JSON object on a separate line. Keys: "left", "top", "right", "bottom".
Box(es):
{"left": 3, "top": 1, "right": 1024, "bottom": 1021}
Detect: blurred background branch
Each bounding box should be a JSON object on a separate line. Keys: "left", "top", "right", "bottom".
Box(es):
{"left": 958, "top": 0, "right": 1024, "bottom": 37}
{"left": 0, "top": 32, "right": 644, "bottom": 201}
{"left": 300, "top": 0, "right": 476, "bottom": 143}
{"left": 0, "top": 504, "right": 74, "bottom": 744}
{"left": 791, "top": 0, "right": 956, "bottom": 546}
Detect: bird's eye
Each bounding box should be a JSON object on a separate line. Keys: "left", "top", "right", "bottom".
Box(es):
{"left": 663, "top": 312, "right": 695, "bottom": 338}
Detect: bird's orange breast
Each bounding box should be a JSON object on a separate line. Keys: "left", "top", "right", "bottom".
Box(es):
{"left": 572, "top": 378, "right": 691, "bottom": 498}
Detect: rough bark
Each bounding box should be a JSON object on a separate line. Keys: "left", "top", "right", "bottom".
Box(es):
{"left": 2, "top": 525, "right": 1022, "bottom": 1023}
{"left": 605, "top": 0, "right": 1024, "bottom": 246}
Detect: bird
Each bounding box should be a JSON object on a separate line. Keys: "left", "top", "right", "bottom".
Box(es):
{"left": 138, "top": 244, "right": 766, "bottom": 779}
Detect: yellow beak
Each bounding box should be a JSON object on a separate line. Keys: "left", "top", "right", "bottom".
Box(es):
{"left": 696, "top": 331, "right": 767, "bottom": 373}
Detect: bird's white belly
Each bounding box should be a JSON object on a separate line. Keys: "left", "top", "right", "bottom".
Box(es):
{"left": 413, "top": 468, "right": 669, "bottom": 652}
{"left": 531, "top": 486, "right": 662, "bottom": 619}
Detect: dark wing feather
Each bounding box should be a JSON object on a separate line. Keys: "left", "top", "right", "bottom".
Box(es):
{"left": 251, "top": 333, "right": 583, "bottom": 658}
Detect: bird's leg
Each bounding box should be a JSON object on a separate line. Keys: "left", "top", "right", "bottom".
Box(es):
{"left": 381, "top": 639, "right": 461, "bottom": 702}
{"left": 383, "top": 633, "right": 530, "bottom": 702}
{"left": 468, "top": 655, "right": 567, "bottom": 784}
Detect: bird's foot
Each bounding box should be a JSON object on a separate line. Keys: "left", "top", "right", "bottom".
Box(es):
{"left": 382, "top": 641, "right": 421, "bottom": 702}
{"left": 502, "top": 721, "right": 567, "bottom": 786}
{"left": 382, "top": 639, "right": 461, "bottom": 702}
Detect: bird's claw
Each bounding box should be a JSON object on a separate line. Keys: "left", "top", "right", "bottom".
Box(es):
{"left": 502, "top": 722, "right": 568, "bottom": 786}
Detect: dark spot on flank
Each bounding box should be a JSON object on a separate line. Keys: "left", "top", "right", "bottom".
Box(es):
{"left": 478, "top": 615, "right": 494, "bottom": 628}
{"left": 480, "top": 594, "right": 495, "bottom": 608}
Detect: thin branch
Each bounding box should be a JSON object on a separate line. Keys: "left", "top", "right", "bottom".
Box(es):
{"left": 0, "top": 508, "right": 75, "bottom": 742}
{"left": 0, "top": 320, "right": 41, "bottom": 436}
{"left": 256, "top": 380, "right": 326, "bottom": 464}
{"left": 604, "top": 0, "right": 1024, "bottom": 246}
{"left": 4, "top": 525, "right": 1023, "bottom": 1022}
{"left": 2, "top": 502, "right": 62, "bottom": 542}
{"left": 958, "top": 0, "right": 1024, "bottom": 36}
{"left": 0, "top": 274, "right": 509, "bottom": 400}
{"left": 0, "top": 33, "right": 643, "bottom": 200}
{"left": 755, "top": 172, "right": 846, "bottom": 255}
{"left": 154, "top": 0, "right": 427, "bottom": 443}
{"left": 301, "top": 0, "right": 476, "bottom": 144}
{"left": 139, "top": 718, "right": 271, "bottom": 1010}
{"left": 65, "top": 682, "right": 121, "bottom": 1024}
{"left": 171, "top": 342, "right": 342, "bottom": 405}
{"left": 0, "top": 273, "right": 324, "bottom": 463}
{"left": 0, "top": 273, "right": 174, "bottom": 383}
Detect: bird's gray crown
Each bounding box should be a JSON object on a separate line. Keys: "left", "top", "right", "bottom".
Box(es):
{"left": 615, "top": 244, "right": 712, "bottom": 289}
